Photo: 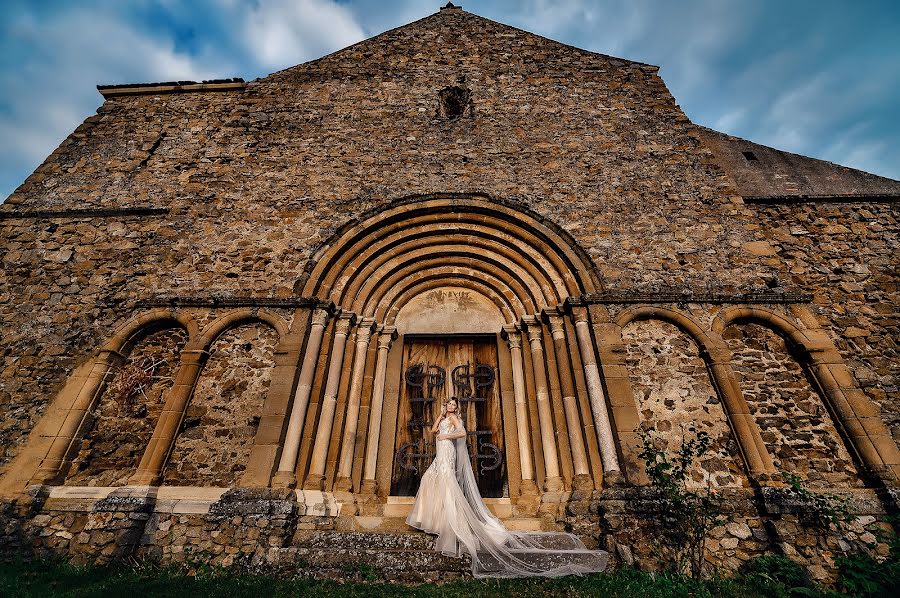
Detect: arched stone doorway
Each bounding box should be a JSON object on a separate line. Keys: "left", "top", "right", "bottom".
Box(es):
{"left": 392, "top": 287, "right": 507, "bottom": 498}
{"left": 272, "top": 194, "right": 622, "bottom": 510}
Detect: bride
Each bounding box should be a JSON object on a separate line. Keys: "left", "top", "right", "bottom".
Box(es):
{"left": 405, "top": 397, "right": 609, "bottom": 578}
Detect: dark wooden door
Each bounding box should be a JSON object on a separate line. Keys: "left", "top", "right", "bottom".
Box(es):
{"left": 391, "top": 335, "right": 506, "bottom": 497}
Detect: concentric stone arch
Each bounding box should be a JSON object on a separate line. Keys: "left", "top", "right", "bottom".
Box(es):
{"left": 274, "top": 193, "right": 622, "bottom": 497}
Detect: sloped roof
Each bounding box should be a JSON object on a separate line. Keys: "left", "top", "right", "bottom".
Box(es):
{"left": 698, "top": 127, "right": 900, "bottom": 201}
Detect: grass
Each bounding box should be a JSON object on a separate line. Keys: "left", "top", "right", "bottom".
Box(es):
{"left": 0, "top": 557, "right": 820, "bottom": 598}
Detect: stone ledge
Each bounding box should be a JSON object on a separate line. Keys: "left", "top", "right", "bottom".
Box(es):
{"left": 579, "top": 290, "right": 813, "bottom": 305}
{"left": 135, "top": 296, "right": 320, "bottom": 309}
{"left": 744, "top": 193, "right": 900, "bottom": 204}
{"left": 0, "top": 207, "right": 169, "bottom": 220}
{"left": 97, "top": 79, "right": 245, "bottom": 98}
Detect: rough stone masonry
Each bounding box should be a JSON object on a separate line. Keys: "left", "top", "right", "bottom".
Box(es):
{"left": 0, "top": 3, "right": 898, "bottom": 583}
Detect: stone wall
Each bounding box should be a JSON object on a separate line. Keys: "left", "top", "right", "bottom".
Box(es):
{"left": 622, "top": 319, "right": 748, "bottom": 488}
{"left": 1, "top": 487, "right": 892, "bottom": 584}
{"left": 162, "top": 323, "right": 278, "bottom": 486}
{"left": 0, "top": 8, "right": 783, "bottom": 469}
{"left": 748, "top": 201, "right": 899, "bottom": 446}
{"left": 0, "top": 6, "right": 897, "bottom": 585}
{"left": 725, "top": 322, "right": 864, "bottom": 488}
{"left": 0, "top": 9, "right": 895, "bottom": 486}
{"left": 65, "top": 326, "right": 187, "bottom": 486}
{"left": 596, "top": 486, "right": 892, "bottom": 584}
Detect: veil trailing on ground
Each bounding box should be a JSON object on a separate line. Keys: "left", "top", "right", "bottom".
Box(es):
{"left": 446, "top": 428, "right": 609, "bottom": 578}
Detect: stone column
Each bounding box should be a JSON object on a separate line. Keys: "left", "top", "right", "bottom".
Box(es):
{"left": 360, "top": 325, "right": 397, "bottom": 494}
{"left": 334, "top": 318, "right": 376, "bottom": 492}
{"left": 588, "top": 304, "right": 646, "bottom": 486}
{"left": 272, "top": 306, "right": 331, "bottom": 488}
{"left": 544, "top": 308, "right": 590, "bottom": 483}
{"left": 33, "top": 349, "right": 122, "bottom": 484}
{"left": 522, "top": 316, "right": 563, "bottom": 493}
{"left": 503, "top": 325, "right": 539, "bottom": 496}
{"left": 571, "top": 305, "right": 622, "bottom": 480}
{"left": 304, "top": 312, "right": 357, "bottom": 489}
{"left": 129, "top": 348, "right": 209, "bottom": 485}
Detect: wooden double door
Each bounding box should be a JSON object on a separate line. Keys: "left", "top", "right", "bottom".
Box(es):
{"left": 390, "top": 335, "right": 506, "bottom": 497}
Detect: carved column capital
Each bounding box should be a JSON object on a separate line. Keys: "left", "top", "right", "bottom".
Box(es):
{"left": 546, "top": 316, "right": 566, "bottom": 340}
{"left": 377, "top": 325, "right": 397, "bottom": 350}
{"left": 570, "top": 305, "right": 590, "bottom": 325}
{"left": 521, "top": 315, "right": 543, "bottom": 344}
{"left": 311, "top": 307, "right": 331, "bottom": 327}
{"left": 356, "top": 317, "right": 376, "bottom": 344}
{"left": 503, "top": 325, "right": 522, "bottom": 351}
{"left": 334, "top": 311, "right": 357, "bottom": 336}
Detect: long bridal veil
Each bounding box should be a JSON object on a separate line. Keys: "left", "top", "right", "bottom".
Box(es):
{"left": 446, "top": 432, "right": 608, "bottom": 578}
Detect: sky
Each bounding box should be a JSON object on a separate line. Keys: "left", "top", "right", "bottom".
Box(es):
{"left": 1, "top": 0, "right": 899, "bottom": 200}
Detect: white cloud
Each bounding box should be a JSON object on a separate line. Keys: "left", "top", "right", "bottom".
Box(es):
{"left": 240, "top": 0, "right": 367, "bottom": 70}
{"left": 0, "top": 8, "right": 225, "bottom": 199}
{"left": 0, "top": 0, "right": 371, "bottom": 200}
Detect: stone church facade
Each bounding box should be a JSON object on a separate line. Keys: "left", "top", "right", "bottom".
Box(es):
{"left": 0, "top": 4, "right": 898, "bottom": 581}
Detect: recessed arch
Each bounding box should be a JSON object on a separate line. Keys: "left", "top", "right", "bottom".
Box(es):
{"left": 102, "top": 308, "right": 198, "bottom": 354}
{"left": 197, "top": 308, "right": 290, "bottom": 350}
{"left": 358, "top": 257, "right": 540, "bottom": 318}
{"left": 375, "top": 268, "right": 530, "bottom": 321}
{"left": 616, "top": 306, "right": 721, "bottom": 356}
{"left": 712, "top": 306, "right": 809, "bottom": 350}
{"left": 328, "top": 226, "right": 569, "bottom": 306}
{"left": 384, "top": 275, "right": 520, "bottom": 325}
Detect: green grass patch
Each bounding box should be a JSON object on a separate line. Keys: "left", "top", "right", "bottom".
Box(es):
{"left": 0, "top": 553, "right": 896, "bottom": 598}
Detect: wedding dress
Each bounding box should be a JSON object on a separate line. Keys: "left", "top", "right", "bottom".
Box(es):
{"left": 405, "top": 416, "right": 608, "bottom": 578}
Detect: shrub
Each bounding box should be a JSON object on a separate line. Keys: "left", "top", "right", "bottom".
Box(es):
{"left": 636, "top": 423, "right": 729, "bottom": 578}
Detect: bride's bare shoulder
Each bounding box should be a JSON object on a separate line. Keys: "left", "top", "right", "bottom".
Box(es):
{"left": 449, "top": 413, "right": 463, "bottom": 426}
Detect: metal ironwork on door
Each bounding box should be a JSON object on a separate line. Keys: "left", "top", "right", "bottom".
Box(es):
{"left": 451, "top": 362, "right": 503, "bottom": 479}
{"left": 393, "top": 363, "right": 445, "bottom": 483}
{"left": 392, "top": 338, "right": 505, "bottom": 497}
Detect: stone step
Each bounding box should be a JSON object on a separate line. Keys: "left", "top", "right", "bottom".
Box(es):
{"left": 352, "top": 514, "right": 559, "bottom": 533}
{"left": 293, "top": 529, "right": 437, "bottom": 551}
{"left": 272, "top": 543, "right": 471, "bottom": 583}
{"left": 278, "top": 529, "right": 608, "bottom": 583}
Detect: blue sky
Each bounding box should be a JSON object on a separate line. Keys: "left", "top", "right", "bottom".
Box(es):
{"left": 2, "top": 0, "right": 899, "bottom": 200}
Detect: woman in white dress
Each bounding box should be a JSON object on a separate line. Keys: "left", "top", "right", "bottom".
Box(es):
{"left": 406, "top": 397, "right": 609, "bottom": 578}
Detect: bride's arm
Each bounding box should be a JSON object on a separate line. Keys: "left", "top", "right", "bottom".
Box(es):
{"left": 430, "top": 412, "right": 443, "bottom": 435}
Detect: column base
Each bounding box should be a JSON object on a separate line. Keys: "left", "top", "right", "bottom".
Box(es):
{"left": 542, "top": 475, "right": 564, "bottom": 493}
{"left": 302, "top": 473, "right": 325, "bottom": 490}
{"left": 271, "top": 471, "right": 298, "bottom": 489}
{"left": 30, "top": 465, "right": 65, "bottom": 487}
{"left": 570, "top": 473, "right": 594, "bottom": 501}
{"left": 127, "top": 471, "right": 161, "bottom": 486}
{"left": 750, "top": 471, "right": 786, "bottom": 487}
{"left": 359, "top": 479, "right": 378, "bottom": 495}
{"left": 603, "top": 468, "right": 625, "bottom": 487}
{"left": 333, "top": 476, "right": 353, "bottom": 493}
{"left": 519, "top": 478, "right": 540, "bottom": 496}
{"left": 515, "top": 479, "right": 541, "bottom": 516}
